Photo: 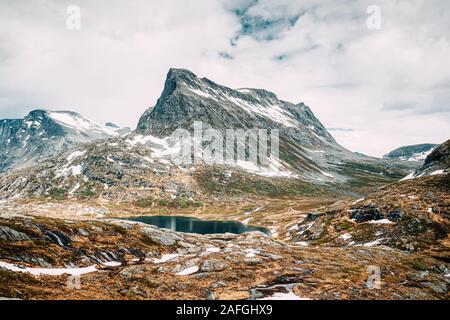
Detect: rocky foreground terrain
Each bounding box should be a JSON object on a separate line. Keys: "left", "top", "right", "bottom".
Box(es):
{"left": 0, "top": 149, "right": 448, "bottom": 300}
{"left": 0, "top": 198, "right": 448, "bottom": 300}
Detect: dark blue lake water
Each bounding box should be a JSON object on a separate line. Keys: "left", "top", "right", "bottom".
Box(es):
{"left": 123, "top": 215, "right": 270, "bottom": 235}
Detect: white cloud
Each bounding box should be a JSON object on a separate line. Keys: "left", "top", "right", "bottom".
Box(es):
{"left": 0, "top": 0, "right": 449, "bottom": 157}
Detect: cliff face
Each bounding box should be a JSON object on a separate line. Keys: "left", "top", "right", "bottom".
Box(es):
{"left": 136, "top": 68, "right": 336, "bottom": 146}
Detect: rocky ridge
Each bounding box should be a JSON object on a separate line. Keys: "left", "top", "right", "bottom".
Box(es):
{"left": 0, "top": 110, "right": 129, "bottom": 173}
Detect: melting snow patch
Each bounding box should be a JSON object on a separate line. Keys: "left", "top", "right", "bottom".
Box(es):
{"left": 368, "top": 219, "right": 394, "bottom": 225}
{"left": 400, "top": 172, "right": 416, "bottom": 181}
{"left": 294, "top": 241, "right": 308, "bottom": 247}
{"left": 151, "top": 254, "right": 180, "bottom": 264}
{"left": 258, "top": 292, "right": 310, "bottom": 300}
{"left": 176, "top": 266, "right": 199, "bottom": 276}
{"left": 102, "top": 261, "right": 121, "bottom": 267}
{"left": 339, "top": 233, "right": 352, "bottom": 240}
{"left": 48, "top": 112, "right": 116, "bottom": 136}
{"left": 71, "top": 165, "right": 83, "bottom": 176}
{"left": 0, "top": 261, "right": 98, "bottom": 276}
{"left": 319, "top": 170, "right": 334, "bottom": 178}
{"left": 245, "top": 249, "right": 260, "bottom": 258}
{"left": 363, "top": 239, "right": 383, "bottom": 247}
{"left": 206, "top": 247, "right": 221, "bottom": 253}
{"left": 235, "top": 157, "right": 297, "bottom": 178}
{"left": 127, "top": 134, "right": 166, "bottom": 147}
{"left": 143, "top": 156, "right": 154, "bottom": 163}
{"left": 189, "top": 87, "right": 215, "bottom": 99}
{"left": 225, "top": 94, "right": 298, "bottom": 128}
{"left": 353, "top": 198, "right": 365, "bottom": 205}
{"left": 244, "top": 207, "right": 262, "bottom": 216}
{"left": 69, "top": 183, "right": 80, "bottom": 195}
{"left": 268, "top": 226, "right": 278, "bottom": 238}
{"left": 66, "top": 150, "right": 87, "bottom": 163}
{"left": 430, "top": 170, "right": 445, "bottom": 176}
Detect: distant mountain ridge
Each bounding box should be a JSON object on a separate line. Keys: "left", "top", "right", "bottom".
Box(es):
{"left": 384, "top": 144, "right": 437, "bottom": 162}
{"left": 0, "top": 109, "right": 129, "bottom": 172}
{"left": 401, "top": 140, "right": 449, "bottom": 180}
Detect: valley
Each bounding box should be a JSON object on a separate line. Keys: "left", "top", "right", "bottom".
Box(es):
{"left": 0, "top": 69, "right": 448, "bottom": 300}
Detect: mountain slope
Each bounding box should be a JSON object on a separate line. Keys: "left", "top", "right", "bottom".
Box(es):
{"left": 401, "top": 140, "right": 449, "bottom": 180}
{"left": 0, "top": 110, "right": 127, "bottom": 173}
{"left": 281, "top": 140, "right": 450, "bottom": 255}
{"left": 384, "top": 144, "right": 437, "bottom": 162}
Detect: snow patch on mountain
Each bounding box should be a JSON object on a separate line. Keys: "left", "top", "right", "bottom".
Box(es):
{"left": 48, "top": 112, "right": 114, "bottom": 135}
{"left": 384, "top": 144, "right": 437, "bottom": 162}
{"left": 399, "top": 140, "right": 449, "bottom": 181}
{"left": 126, "top": 134, "right": 297, "bottom": 178}
{"left": 67, "top": 150, "right": 87, "bottom": 163}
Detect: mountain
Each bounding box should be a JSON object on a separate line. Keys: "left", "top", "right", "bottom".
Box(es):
{"left": 0, "top": 69, "right": 416, "bottom": 203}
{"left": 401, "top": 140, "right": 449, "bottom": 180}
{"left": 0, "top": 109, "right": 128, "bottom": 172}
{"left": 137, "top": 68, "right": 335, "bottom": 145}
{"left": 136, "top": 69, "right": 415, "bottom": 186}
{"left": 384, "top": 144, "right": 437, "bottom": 162}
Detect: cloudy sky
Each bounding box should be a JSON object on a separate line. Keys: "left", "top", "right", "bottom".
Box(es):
{"left": 0, "top": 0, "right": 449, "bottom": 157}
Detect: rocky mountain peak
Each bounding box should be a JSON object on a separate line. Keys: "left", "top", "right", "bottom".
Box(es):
{"left": 161, "top": 68, "right": 202, "bottom": 96}
{"left": 0, "top": 109, "right": 127, "bottom": 173}
{"left": 136, "top": 68, "right": 337, "bottom": 147}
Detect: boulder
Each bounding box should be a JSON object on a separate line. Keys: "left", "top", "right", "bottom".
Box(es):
{"left": 387, "top": 209, "right": 406, "bottom": 222}
{"left": 349, "top": 204, "right": 383, "bottom": 223}
{"left": 200, "top": 259, "right": 229, "bottom": 272}
{"left": 0, "top": 226, "right": 30, "bottom": 241}
{"left": 140, "top": 227, "right": 182, "bottom": 246}
{"left": 244, "top": 257, "right": 263, "bottom": 265}
{"left": 77, "top": 228, "right": 90, "bottom": 237}
{"left": 119, "top": 265, "right": 147, "bottom": 280}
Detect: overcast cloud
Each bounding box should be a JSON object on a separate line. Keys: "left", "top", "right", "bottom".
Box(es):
{"left": 0, "top": 0, "right": 449, "bottom": 157}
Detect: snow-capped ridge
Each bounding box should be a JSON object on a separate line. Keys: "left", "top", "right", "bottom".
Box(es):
{"left": 0, "top": 109, "right": 129, "bottom": 173}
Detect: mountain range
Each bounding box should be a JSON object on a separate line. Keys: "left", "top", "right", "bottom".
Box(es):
{"left": 0, "top": 68, "right": 420, "bottom": 202}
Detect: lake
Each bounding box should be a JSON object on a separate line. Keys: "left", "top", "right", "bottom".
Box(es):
{"left": 122, "top": 215, "right": 270, "bottom": 235}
